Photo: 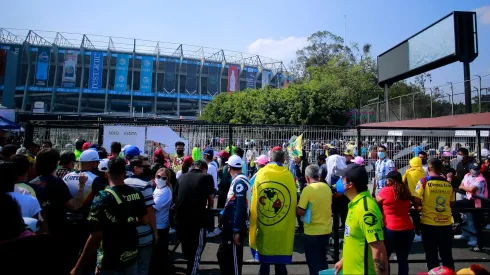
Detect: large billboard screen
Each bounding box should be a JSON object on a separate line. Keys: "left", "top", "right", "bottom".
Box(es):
{"left": 377, "top": 11, "right": 477, "bottom": 86}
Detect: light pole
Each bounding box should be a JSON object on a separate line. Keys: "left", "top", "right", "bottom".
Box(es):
{"left": 474, "top": 75, "right": 482, "bottom": 113}
{"left": 447, "top": 82, "right": 454, "bottom": 115}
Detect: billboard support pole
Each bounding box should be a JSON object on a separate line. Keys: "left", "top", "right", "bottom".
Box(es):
{"left": 384, "top": 84, "right": 389, "bottom": 121}
{"left": 463, "top": 61, "right": 472, "bottom": 113}
{"left": 50, "top": 45, "right": 59, "bottom": 113}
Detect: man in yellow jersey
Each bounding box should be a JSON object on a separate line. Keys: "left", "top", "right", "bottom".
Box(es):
{"left": 297, "top": 164, "right": 332, "bottom": 275}
{"left": 413, "top": 158, "right": 455, "bottom": 271}
{"left": 334, "top": 164, "right": 388, "bottom": 275}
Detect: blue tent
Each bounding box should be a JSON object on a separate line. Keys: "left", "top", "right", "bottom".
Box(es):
{"left": 0, "top": 116, "right": 20, "bottom": 130}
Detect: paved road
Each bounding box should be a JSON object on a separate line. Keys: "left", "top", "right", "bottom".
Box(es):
{"left": 169, "top": 232, "right": 490, "bottom": 274}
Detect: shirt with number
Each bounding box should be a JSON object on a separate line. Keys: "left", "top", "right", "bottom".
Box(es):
{"left": 414, "top": 176, "right": 455, "bottom": 226}
{"left": 375, "top": 158, "right": 395, "bottom": 193}
{"left": 342, "top": 191, "right": 384, "bottom": 275}
{"left": 88, "top": 185, "right": 147, "bottom": 270}
{"left": 297, "top": 182, "right": 332, "bottom": 235}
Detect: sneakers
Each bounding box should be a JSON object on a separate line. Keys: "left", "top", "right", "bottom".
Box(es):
{"left": 453, "top": 234, "right": 466, "bottom": 240}
{"left": 206, "top": 228, "right": 222, "bottom": 238}
{"left": 413, "top": 234, "right": 422, "bottom": 242}
{"left": 169, "top": 228, "right": 176, "bottom": 234}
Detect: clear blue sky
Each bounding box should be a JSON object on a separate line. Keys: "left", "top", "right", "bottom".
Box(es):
{"left": 1, "top": 0, "right": 489, "bottom": 100}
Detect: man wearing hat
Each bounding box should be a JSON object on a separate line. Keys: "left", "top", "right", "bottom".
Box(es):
{"left": 334, "top": 164, "right": 388, "bottom": 275}
{"left": 344, "top": 149, "right": 354, "bottom": 165}
{"left": 217, "top": 155, "right": 251, "bottom": 275}
{"left": 453, "top": 162, "right": 488, "bottom": 252}
{"left": 63, "top": 149, "right": 107, "bottom": 271}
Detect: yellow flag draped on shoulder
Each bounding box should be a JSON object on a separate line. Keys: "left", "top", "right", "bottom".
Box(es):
{"left": 249, "top": 162, "right": 297, "bottom": 264}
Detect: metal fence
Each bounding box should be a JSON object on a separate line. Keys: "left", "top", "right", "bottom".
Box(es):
{"left": 360, "top": 74, "right": 490, "bottom": 124}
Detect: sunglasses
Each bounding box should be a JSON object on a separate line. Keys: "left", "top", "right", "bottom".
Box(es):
{"left": 156, "top": 175, "right": 168, "bottom": 180}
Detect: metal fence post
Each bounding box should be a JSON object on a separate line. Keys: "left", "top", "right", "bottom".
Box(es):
{"left": 430, "top": 88, "right": 433, "bottom": 118}
{"left": 412, "top": 92, "right": 415, "bottom": 119}
{"left": 399, "top": 97, "right": 402, "bottom": 120}
{"left": 357, "top": 126, "right": 362, "bottom": 155}
{"left": 448, "top": 82, "right": 454, "bottom": 115}
{"left": 228, "top": 124, "right": 233, "bottom": 150}
{"left": 476, "top": 129, "right": 481, "bottom": 161}
{"left": 24, "top": 123, "right": 34, "bottom": 146}
{"left": 98, "top": 125, "right": 104, "bottom": 145}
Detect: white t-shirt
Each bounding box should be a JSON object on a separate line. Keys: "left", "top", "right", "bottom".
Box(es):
{"left": 8, "top": 192, "right": 41, "bottom": 218}
{"left": 176, "top": 170, "right": 182, "bottom": 179}
{"left": 207, "top": 161, "right": 218, "bottom": 189}
{"left": 153, "top": 185, "right": 173, "bottom": 230}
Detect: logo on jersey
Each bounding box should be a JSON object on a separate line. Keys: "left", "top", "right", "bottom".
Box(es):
{"left": 363, "top": 213, "right": 378, "bottom": 226}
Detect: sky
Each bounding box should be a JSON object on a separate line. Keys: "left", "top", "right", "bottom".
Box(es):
{"left": 1, "top": 0, "right": 489, "bottom": 101}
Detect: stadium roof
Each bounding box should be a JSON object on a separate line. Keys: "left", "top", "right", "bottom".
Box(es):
{"left": 0, "top": 28, "right": 287, "bottom": 72}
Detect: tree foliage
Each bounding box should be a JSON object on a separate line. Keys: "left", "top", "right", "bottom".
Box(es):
{"left": 200, "top": 30, "right": 447, "bottom": 125}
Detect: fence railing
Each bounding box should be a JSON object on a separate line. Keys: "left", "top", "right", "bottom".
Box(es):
{"left": 359, "top": 74, "right": 490, "bottom": 124}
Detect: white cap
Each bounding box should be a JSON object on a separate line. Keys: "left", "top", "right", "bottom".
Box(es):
{"left": 226, "top": 155, "right": 243, "bottom": 168}
{"left": 79, "top": 150, "right": 100, "bottom": 162}
{"left": 98, "top": 159, "right": 109, "bottom": 172}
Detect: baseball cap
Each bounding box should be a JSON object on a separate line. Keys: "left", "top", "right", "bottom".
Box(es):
{"left": 154, "top": 148, "right": 164, "bottom": 158}
{"left": 98, "top": 159, "right": 109, "bottom": 172}
{"left": 469, "top": 162, "right": 481, "bottom": 170}
{"left": 255, "top": 155, "right": 269, "bottom": 166}
{"left": 353, "top": 156, "right": 364, "bottom": 165}
{"left": 418, "top": 266, "right": 456, "bottom": 275}
{"left": 386, "top": 170, "right": 403, "bottom": 183}
{"left": 183, "top": 156, "right": 194, "bottom": 165}
{"left": 217, "top": 150, "right": 230, "bottom": 159}
{"left": 272, "top": 146, "right": 282, "bottom": 152}
{"left": 343, "top": 149, "right": 354, "bottom": 157}
{"left": 60, "top": 150, "right": 76, "bottom": 165}
{"left": 337, "top": 164, "right": 368, "bottom": 186}
{"left": 82, "top": 142, "right": 92, "bottom": 150}
{"left": 79, "top": 150, "right": 101, "bottom": 162}
{"left": 226, "top": 155, "right": 243, "bottom": 168}
{"left": 203, "top": 148, "right": 214, "bottom": 157}
{"left": 124, "top": 146, "right": 140, "bottom": 159}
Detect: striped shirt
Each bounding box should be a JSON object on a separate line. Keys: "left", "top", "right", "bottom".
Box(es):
{"left": 375, "top": 158, "right": 395, "bottom": 194}
{"left": 124, "top": 176, "right": 155, "bottom": 247}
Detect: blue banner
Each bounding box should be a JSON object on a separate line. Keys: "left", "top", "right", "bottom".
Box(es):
{"left": 115, "top": 54, "right": 129, "bottom": 91}
{"left": 207, "top": 66, "right": 219, "bottom": 95}
{"left": 35, "top": 47, "right": 50, "bottom": 86}
{"left": 164, "top": 62, "right": 176, "bottom": 93}
{"left": 140, "top": 56, "right": 153, "bottom": 93}
{"left": 88, "top": 52, "right": 104, "bottom": 90}
{"left": 186, "top": 63, "right": 198, "bottom": 94}
{"left": 246, "top": 71, "right": 255, "bottom": 89}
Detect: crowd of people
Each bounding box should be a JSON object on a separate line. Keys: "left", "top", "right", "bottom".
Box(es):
{"left": 1, "top": 136, "right": 490, "bottom": 275}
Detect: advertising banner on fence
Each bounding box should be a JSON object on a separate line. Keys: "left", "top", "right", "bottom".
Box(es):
{"left": 88, "top": 52, "right": 103, "bottom": 90}
{"left": 186, "top": 64, "right": 198, "bottom": 94}
{"left": 262, "top": 71, "right": 270, "bottom": 88}
{"left": 164, "top": 62, "right": 176, "bottom": 93}
{"left": 61, "top": 50, "right": 77, "bottom": 88}
{"left": 246, "top": 71, "right": 255, "bottom": 89}
{"left": 115, "top": 54, "right": 129, "bottom": 91}
{"left": 35, "top": 47, "right": 50, "bottom": 86}
{"left": 147, "top": 126, "right": 188, "bottom": 155}
{"left": 207, "top": 66, "right": 219, "bottom": 95}
{"left": 103, "top": 126, "right": 146, "bottom": 153}
{"left": 227, "top": 65, "right": 238, "bottom": 92}
{"left": 140, "top": 56, "right": 153, "bottom": 93}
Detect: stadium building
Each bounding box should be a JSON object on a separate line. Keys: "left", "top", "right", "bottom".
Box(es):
{"left": 0, "top": 29, "right": 288, "bottom": 118}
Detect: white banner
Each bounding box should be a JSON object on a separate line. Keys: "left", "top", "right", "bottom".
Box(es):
{"left": 147, "top": 126, "right": 188, "bottom": 155}
{"left": 103, "top": 126, "right": 146, "bottom": 154}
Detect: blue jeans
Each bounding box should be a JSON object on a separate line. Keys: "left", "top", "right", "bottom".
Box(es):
{"left": 98, "top": 263, "right": 137, "bottom": 275}
{"left": 259, "top": 264, "right": 287, "bottom": 275}
{"left": 303, "top": 234, "right": 330, "bottom": 275}
{"left": 136, "top": 245, "right": 153, "bottom": 275}
{"left": 384, "top": 228, "right": 414, "bottom": 275}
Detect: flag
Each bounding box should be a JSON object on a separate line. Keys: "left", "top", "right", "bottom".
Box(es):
{"left": 287, "top": 134, "right": 303, "bottom": 158}
{"left": 249, "top": 163, "right": 297, "bottom": 264}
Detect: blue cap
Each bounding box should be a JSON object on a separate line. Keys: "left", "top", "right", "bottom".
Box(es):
{"left": 203, "top": 148, "right": 214, "bottom": 157}
{"left": 469, "top": 162, "right": 481, "bottom": 170}
{"left": 124, "top": 146, "right": 140, "bottom": 159}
